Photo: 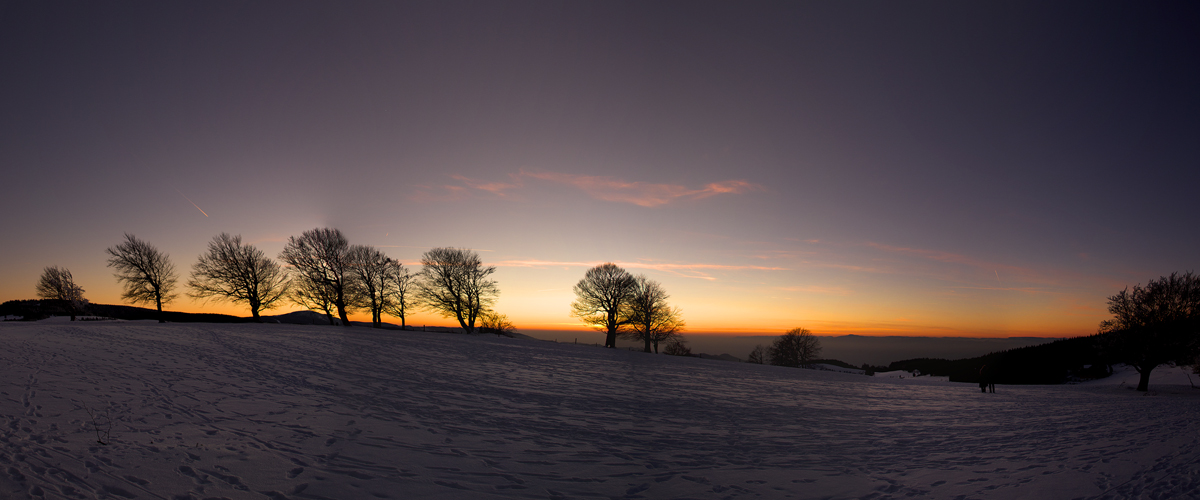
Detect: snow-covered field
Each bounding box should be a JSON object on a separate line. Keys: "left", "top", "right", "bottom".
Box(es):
{"left": 1, "top": 321, "right": 1198, "bottom": 499}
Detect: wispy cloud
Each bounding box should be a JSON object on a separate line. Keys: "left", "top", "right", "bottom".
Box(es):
{"left": 449, "top": 174, "right": 522, "bottom": 197}
{"left": 776, "top": 285, "right": 852, "bottom": 295}
{"left": 439, "top": 169, "right": 761, "bottom": 207}
{"left": 523, "top": 170, "right": 758, "bottom": 207}
{"left": 490, "top": 259, "right": 787, "bottom": 280}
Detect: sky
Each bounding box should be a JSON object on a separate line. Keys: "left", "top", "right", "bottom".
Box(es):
{"left": 2, "top": 1, "right": 1198, "bottom": 339}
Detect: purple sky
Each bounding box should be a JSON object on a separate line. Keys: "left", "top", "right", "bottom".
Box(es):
{"left": 2, "top": 2, "right": 1197, "bottom": 337}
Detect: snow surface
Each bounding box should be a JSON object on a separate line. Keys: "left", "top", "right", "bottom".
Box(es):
{"left": 1, "top": 322, "right": 1199, "bottom": 499}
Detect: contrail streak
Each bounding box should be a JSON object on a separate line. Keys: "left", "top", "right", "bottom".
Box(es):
{"left": 176, "top": 189, "right": 209, "bottom": 217}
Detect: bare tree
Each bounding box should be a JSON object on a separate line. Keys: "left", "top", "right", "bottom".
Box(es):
{"left": 1100, "top": 271, "right": 1200, "bottom": 391}
{"left": 348, "top": 245, "right": 395, "bottom": 328}
{"left": 769, "top": 327, "right": 822, "bottom": 368}
{"left": 663, "top": 338, "right": 693, "bottom": 356}
{"left": 106, "top": 233, "right": 177, "bottom": 322}
{"left": 747, "top": 344, "right": 769, "bottom": 364}
{"left": 479, "top": 310, "right": 517, "bottom": 337}
{"left": 280, "top": 228, "right": 355, "bottom": 327}
{"left": 384, "top": 262, "right": 417, "bottom": 328}
{"left": 416, "top": 247, "right": 498, "bottom": 333}
{"left": 188, "top": 233, "right": 289, "bottom": 321}
{"left": 570, "top": 263, "right": 638, "bottom": 348}
{"left": 620, "top": 276, "right": 685, "bottom": 353}
{"left": 36, "top": 266, "right": 86, "bottom": 320}
{"left": 290, "top": 273, "right": 339, "bottom": 325}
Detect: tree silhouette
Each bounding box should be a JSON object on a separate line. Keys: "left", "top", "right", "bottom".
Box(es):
{"left": 479, "top": 310, "right": 517, "bottom": 337}
{"left": 571, "top": 263, "right": 638, "bottom": 348}
{"left": 769, "top": 327, "right": 822, "bottom": 368}
{"left": 384, "top": 261, "right": 416, "bottom": 328}
{"left": 280, "top": 228, "right": 355, "bottom": 327}
{"left": 663, "top": 338, "right": 692, "bottom": 356}
{"left": 746, "top": 344, "right": 768, "bottom": 364}
{"left": 290, "top": 273, "right": 339, "bottom": 325}
{"left": 106, "top": 233, "right": 177, "bottom": 322}
{"left": 1100, "top": 271, "right": 1200, "bottom": 391}
{"left": 188, "top": 233, "right": 289, "bottom": 321}
{"left": 416, "top": 247, "right": 497, "bottom": 333}
{"left": 348, "top": 245, "right": 395, "bottom": 328}
{"left": 36, "top": 266, "right": 86, "bottom": 320}
{"left": 620, "top": 276, "right": 685, "bottom": 353}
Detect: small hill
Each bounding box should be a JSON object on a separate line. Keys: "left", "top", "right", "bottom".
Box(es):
{"left": 0, "top": 300, "right": 248, "bottom": 323}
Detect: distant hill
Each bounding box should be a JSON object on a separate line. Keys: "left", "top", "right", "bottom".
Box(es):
{"left": 1, "top": 300, "right": 249, "bottom": 323}
{"left": 1, "top": 300, "right": 539, "bottom": 340}
{"left": 696, "top": 353, "right": 742, "bottom": 362}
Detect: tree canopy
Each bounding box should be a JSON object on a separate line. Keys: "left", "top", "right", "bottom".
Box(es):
{"left": 36, "top": 266, "right": 86, "bottom": 320}
{"left": 106, "top": 233, "right": 177, "bottom": 321}
{"left": 188, "top": 233, "right": 289, "bottom": 321}
{"left": 570, "top": 263, "right": 638, "bottom": 348}
{"left": 280, "top": 228, "right": 355, "bottom": 326}
{"left": 416, "top": 247, "right": 498, "bottom": 333}
{"left": 769, "top": 327, "right": 822, "bottom": 368}
{"left": 621, "top": 275, "right": 685, "bottom": 353}
{"left": 1100, "top": 271, "right": 1200, "bottom": 391}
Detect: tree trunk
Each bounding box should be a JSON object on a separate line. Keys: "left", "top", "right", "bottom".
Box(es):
{"left": 1136, "top": 365, "right": 1153, "bottom": 392}
{"left": 644, "top": 333, "right": 652, "bottom": 353}
{"left": 605, "top": 327, "right": 617, "bottom": 348}
{"left": 251, "top": 306, "right": 261, "bottom": 323}
{"left": 156, "top": 295, "right": 165, "bottom": 323}
{"left": 336, "top": 300, "right": 351, "bottom": 327}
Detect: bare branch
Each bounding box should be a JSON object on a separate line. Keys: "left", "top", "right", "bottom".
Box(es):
{"left": 36, "top": 266, "right": 87, "bottom": 320}
{"left": 620, "top": 275, "right": 685, "bottom": 353}
{"left": 280, "top": 228, "right": 355, "bottom": 326}
{"left": 188, "top": 233, "right": 289, "bottom": 321}
{"left": 416, "top": 247, "right": 498, "bottom": 333}
{"left": 105, "top": 233, "right": 177, "bottom": 321}
{"left": 570, "top": 263, "right": 637, "bottom": 348}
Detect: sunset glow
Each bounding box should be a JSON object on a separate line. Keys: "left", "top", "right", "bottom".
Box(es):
{"left": 1, "top": 2, "right": 1195, "bottom": 341}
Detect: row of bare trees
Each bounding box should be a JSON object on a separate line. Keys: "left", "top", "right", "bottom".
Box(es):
{"left": 570, "top": 263, "right": 686, "bottom": 352}
{"left": 40, "top": 230, "right": 508, "bottom": 332}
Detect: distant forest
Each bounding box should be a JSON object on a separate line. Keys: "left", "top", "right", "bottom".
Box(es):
{"left": 874, "top": 335, "right": 1112, "bottom": 385}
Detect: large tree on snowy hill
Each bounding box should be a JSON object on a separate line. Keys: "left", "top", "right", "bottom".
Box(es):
{"left": 106, "top": 233, "right": 177, "bottom": 322}
{"left": 570, "top": 263, "right": 638, "bottom": 349}
{"left": 188, "top": 233, "right": 289, "bottom": 322}
{"left": 280, "top": 228, "right": 357, "bottom": 327}
{"left": 416, "top": 247, "right": 497, "bottom": 334}
{"left": 1100, "top": 271, "right": 1200, "bottom": 392}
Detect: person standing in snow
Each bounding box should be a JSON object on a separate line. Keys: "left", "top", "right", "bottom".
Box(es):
{"left": 979, "top": 365, "right": 995, "bottom": 393}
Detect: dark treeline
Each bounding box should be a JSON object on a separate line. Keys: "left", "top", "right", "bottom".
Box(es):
{"left": 880, "top": 334, "right": 1111, "bottom": 384}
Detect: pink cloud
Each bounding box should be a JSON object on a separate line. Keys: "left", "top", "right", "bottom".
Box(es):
{"left": 442, "top": 170, "right": 761, "bottom": 207}
{"left": 449, "top": 174, "right": 522, "bottom": 197}
{"left": 521, "top": 170, "right": 758, "bottom": 207}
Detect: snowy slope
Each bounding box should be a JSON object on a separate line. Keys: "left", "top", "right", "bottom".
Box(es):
{"left": 1, "top": 322, "right": 1198, "bottom": 499}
